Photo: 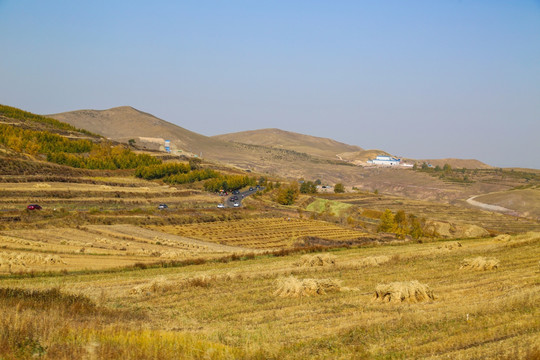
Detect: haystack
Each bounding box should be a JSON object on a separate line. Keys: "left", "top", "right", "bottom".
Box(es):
{"left": 295, "top": 253, "right": 336, "bottom": 267}
{"left": 494, "top": 234, "right": 511, "bottom": 242}
{"left": 274, "top": 276, "right": 342, "bottom": 297}
{"left": 357, "top": 255, "right": 390, "bottom": 267}
{"left": 437, "top": 242, "right": 462, "bottom": 250}
{"left": 374, "top": 280, "right": 435, "bottom": 303}
{"left": 460, "top": 257, "right": 499, "bottom": 270}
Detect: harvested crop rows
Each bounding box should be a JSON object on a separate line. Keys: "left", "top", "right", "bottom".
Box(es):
{"left": 0, "top": 224, "right": 248, "bottom": 273}
{"left": 153, "top": 217, "right": 370, "bottom": 249}
{"left": 2, "top": 234, "right": 537, "bottom": 359}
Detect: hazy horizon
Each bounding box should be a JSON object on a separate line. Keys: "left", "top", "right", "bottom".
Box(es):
{"left": 1, "top": 1, "right": 539, "bottom": 169}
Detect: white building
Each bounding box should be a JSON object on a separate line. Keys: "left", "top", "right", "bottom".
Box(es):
{"left": 367, "top": 155, "right": 401, "bottom": 166}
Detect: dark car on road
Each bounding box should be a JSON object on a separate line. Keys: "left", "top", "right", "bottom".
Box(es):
{"left": 27, "top": 204, "right": 42, "bottom": 210}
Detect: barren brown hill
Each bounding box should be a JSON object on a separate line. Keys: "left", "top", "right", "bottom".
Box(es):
{"left": 49, "top": 106, "right": 222, "bottom": 155}
{"left": 472, "top": 187, "right": 540, "bottom": 219}
{"left": 337, "top": 149, "right": 392, "bottom": 164}
{"left": 47, "top": 107, "right": 366, "bottom": 177}
{"left": 213, "top": 128, "right": 363, "bottom": 160}
{"left": 415, "top": 158, "right": 492, "bottom": 169}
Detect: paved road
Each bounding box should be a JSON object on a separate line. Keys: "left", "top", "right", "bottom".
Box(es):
{"left": 220, "top": 187, "right": 263, "bottom": 208}
{"left": 466, "top": 195, "right": 518, "bottom": 216}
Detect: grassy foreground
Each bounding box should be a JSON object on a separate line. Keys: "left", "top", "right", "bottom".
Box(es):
{"left": 0, "top": 233, "right": 539, "bottom": 359}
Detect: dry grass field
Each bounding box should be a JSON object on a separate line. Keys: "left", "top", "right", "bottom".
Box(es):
{"left": 0, "top": 233, "right": 538, "bottom": 359}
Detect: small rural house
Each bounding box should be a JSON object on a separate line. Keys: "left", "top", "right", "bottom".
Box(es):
{"left": 367, "top": 155, "right": 401, "bottom": 166}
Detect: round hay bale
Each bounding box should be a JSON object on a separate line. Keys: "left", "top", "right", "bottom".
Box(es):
{"left": 374, "top": 280, "right": 435, "bottom": 303}
{"left": 460, "top": 257, "right": 499, "bottom": 271}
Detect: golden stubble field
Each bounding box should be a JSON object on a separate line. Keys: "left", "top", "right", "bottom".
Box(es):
{"left": 1, "top": 232, "right": 538, "bottom": 359}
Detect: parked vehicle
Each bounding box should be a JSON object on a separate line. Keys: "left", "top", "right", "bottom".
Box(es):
{"left": 233, "top": 202, "right": 240, "bottom": 207}
{"left": 158, "top": 204, "right": 168, "bottom": 210}
{"left": 27, "top": 204, "right": 42, "bottom": 210}
{"left": 217, "top": 203, "right": 225, "bottom": 208}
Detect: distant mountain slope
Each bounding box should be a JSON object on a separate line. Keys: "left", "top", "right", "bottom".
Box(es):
{"left": 337, "top": 149, "right": 392, "bottom": 164}
{"left": 417, "top": 158, "right": 492, "bottom": 169}
{"left": 213, "top": 128, "right": 363, "bottom": 160}
{"left": 48, "top": 107, "right": 336, "bottom": 168}
{"left": 49, "top": 106, "right": 212, "bottom": 152}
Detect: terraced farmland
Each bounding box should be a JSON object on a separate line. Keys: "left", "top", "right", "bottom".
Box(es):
{"left": 152, "top": 217, "right": 371, "bottom": 249}
{"left": 0, "top": 225, "right": 247, "bottom": 273}
{"left": 0, "top": 180, "right": 217, "bottom": 212}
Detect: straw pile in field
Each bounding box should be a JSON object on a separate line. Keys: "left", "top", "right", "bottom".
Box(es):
{"left": 494, "top": 234, "right": 512, "bottom": 242}
{"left": 357, "top": 255, "right": 390, "bottom": 267}
{"left": 34, "top": 183, "right": 51, "bottom": 188}
{"left": 460, "top": 257, "right": 499, "bottom": 270}
{"left": 160, "top": 250, "right": 189, "bottom": 259}
{"left": 437, "top": 242, "right": 462, "bottom": 250}
{"left": 295, "top": 253, "right": 337, "bottom": 267}
{"left": 0, "top": 251, "right": 66, "bottom": 267}
{"left": 374, "top": 280, "right": 435, "bottom": 303}
{"left": 274, "top": 276, "right": 342, "bottom": 297}
{"left": 130, "top": 274, "right": 218, "bottom": 295}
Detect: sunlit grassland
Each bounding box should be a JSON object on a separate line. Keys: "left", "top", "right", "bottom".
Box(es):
{"left": 1, "top": 233, "right": 538, "bottom": 359}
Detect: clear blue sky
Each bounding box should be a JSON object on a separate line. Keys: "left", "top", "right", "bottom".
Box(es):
{"left": 1, "top": 1, "right": 539, "bottom": 168}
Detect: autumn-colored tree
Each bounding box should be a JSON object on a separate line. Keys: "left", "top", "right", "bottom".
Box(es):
{"left": 377, "top": 209, "right": 395, "bottom": 232}
{"left": 334, "top": 183, "right": 345, "bottom": 193}
{"left": 300, "top": 181, "right": 317, "bottom": 194}
{"left": 276, "top": 183, "right": 299, "bottom": 205}
{"left": 393, "top": 210, "right": 409, "bottom": 239}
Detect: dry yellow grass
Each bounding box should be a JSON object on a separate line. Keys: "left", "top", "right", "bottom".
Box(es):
{"left": 357, "top": 255, "right": 391, "bottom": 267}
